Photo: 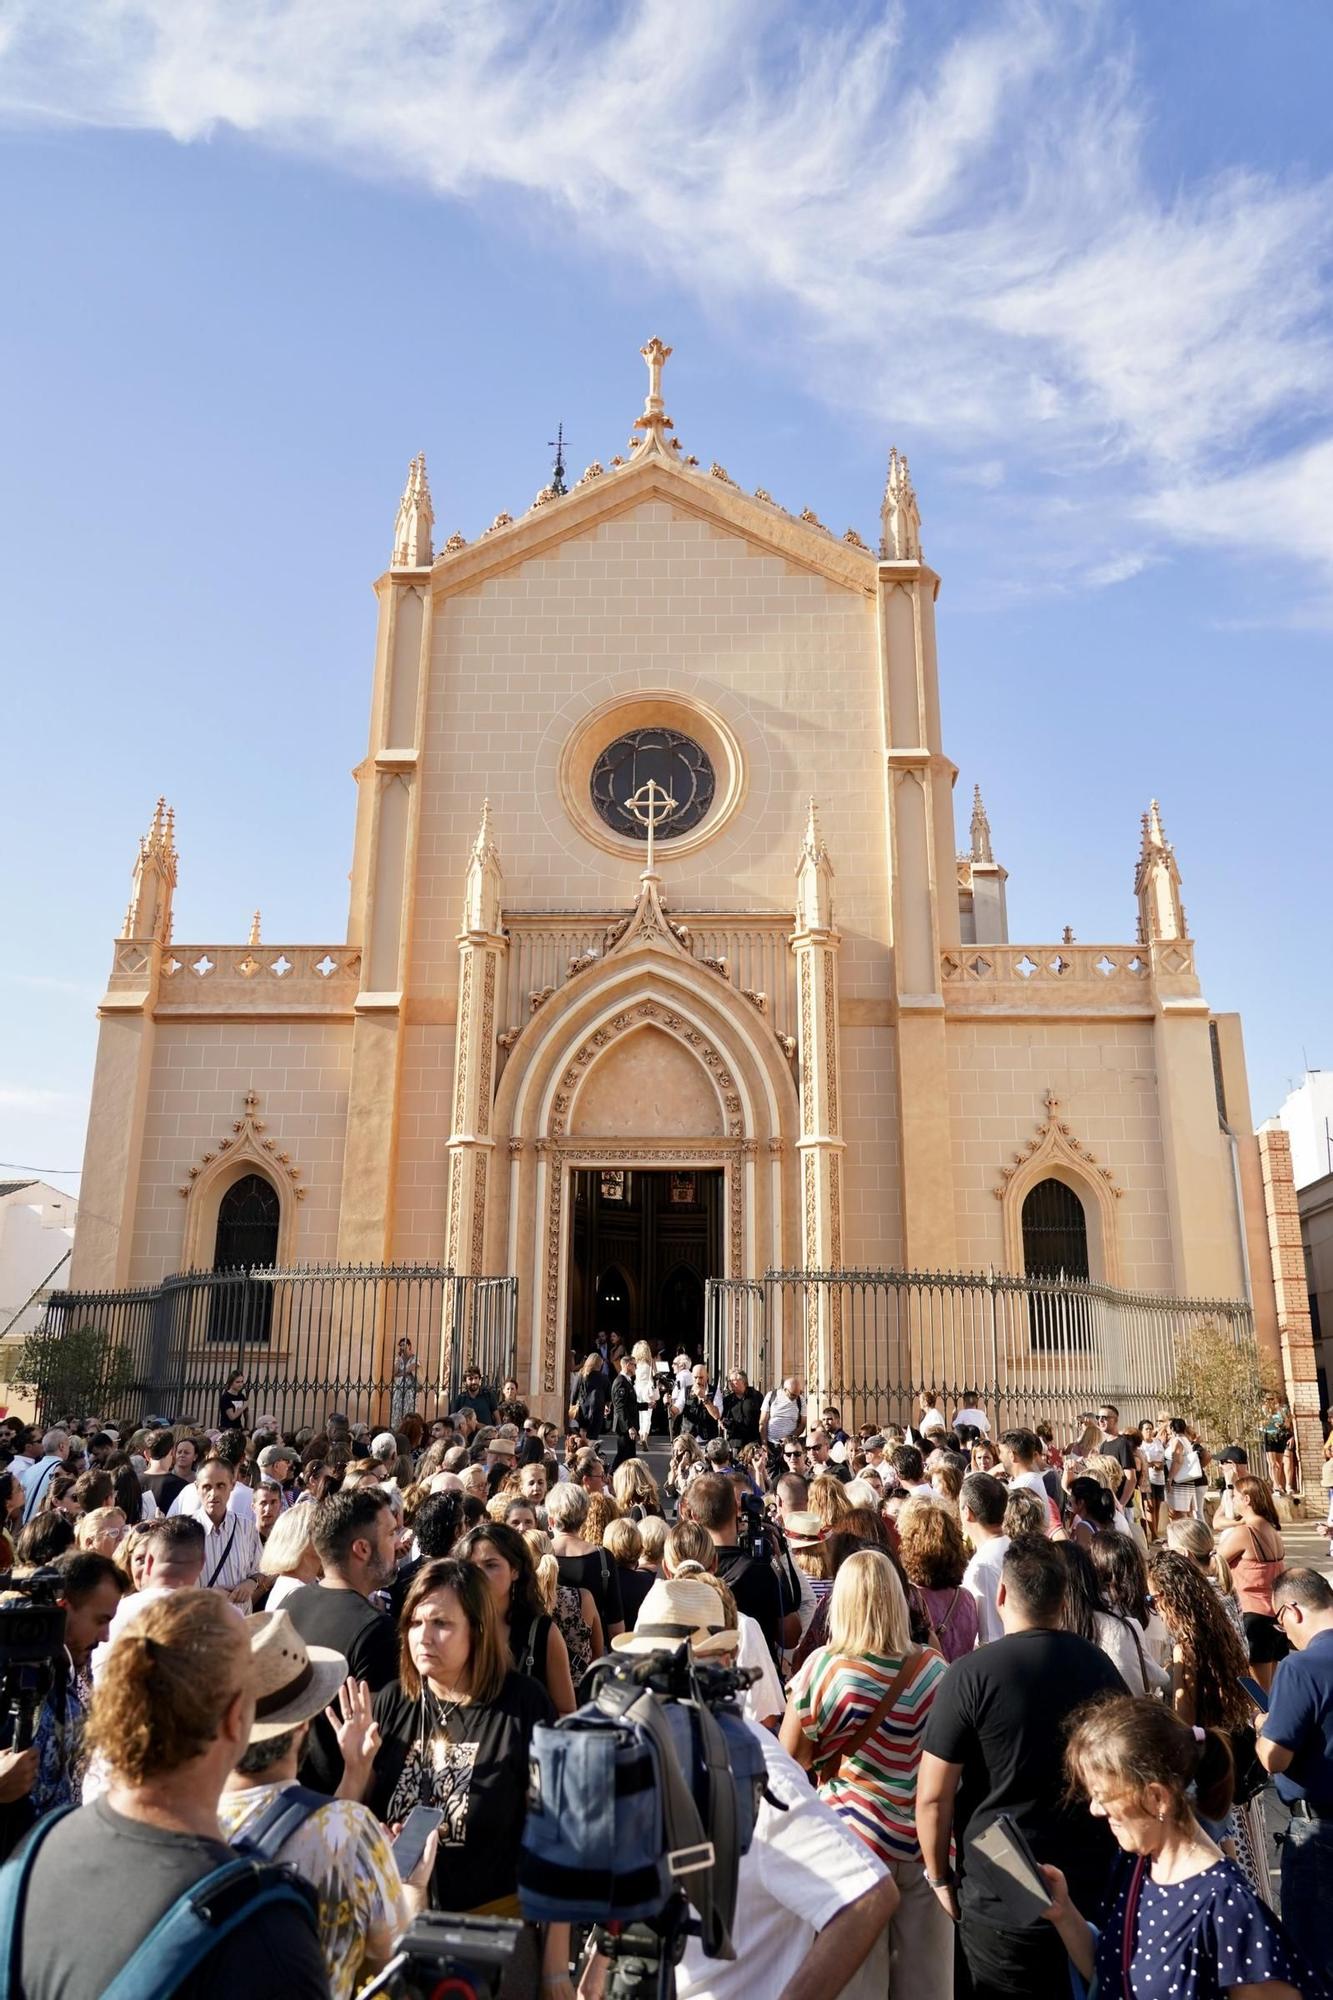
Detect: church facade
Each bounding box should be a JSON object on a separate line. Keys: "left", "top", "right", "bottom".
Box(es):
{"left": 72, "top": 340, "right": 1312, "bottom": 1429}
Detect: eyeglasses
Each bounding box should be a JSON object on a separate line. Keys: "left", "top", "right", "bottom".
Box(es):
{"left": 1275, "top": 1601, "right": 1297, "bottom": 1629}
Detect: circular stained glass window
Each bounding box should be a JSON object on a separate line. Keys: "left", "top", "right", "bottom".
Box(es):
{"left": 590, "top": 728, "right": 716, "bottom": 841}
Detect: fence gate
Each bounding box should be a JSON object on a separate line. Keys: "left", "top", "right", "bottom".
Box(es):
{"left": 29, "top": 1266, "right": 518, "bottom": 1435}
{"left": 706, "top": 1267, "right": 1258, "bottom": 1440}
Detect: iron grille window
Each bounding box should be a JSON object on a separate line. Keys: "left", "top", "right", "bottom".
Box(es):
{"left": 1021, "top": 1177, "right": 1090, "bottom": 1280}
{"left": 590, "top": 728, "right": 715, "bottom": 839}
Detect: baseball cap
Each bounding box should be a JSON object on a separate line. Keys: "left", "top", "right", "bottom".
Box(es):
{"left": 1215, "top": 1446, "right": 1249, "bottom": 1466}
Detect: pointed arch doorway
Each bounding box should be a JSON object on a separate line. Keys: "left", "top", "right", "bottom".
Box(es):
{"left": 569, "top": 1166, "right": 722, "bottom": 1357}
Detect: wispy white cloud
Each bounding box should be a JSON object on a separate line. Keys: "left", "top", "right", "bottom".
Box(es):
{"left": 0, "top": 1085, "right": 84, "bottom": 1112}
{"left": 3, "top": 0, "right": 1331, "bottom": 601}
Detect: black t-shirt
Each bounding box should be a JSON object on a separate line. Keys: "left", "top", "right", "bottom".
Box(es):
{"left": 370, "top": 1672, "right": 554, "bottom": 1912}
{"left": 282, "top": 1582, "right": 399, "bottom": 1792}
{"left": 921, "top": 1627, "right": 1126, "bottom": 1921}
{"left": 713, "top": 1544, "right": 783, "bottom": 1660}
{"left": 556, "top": 1548, "right": 625, "bottom": 1634}
{"left": 16, "top": 1795, "right": 329, "bottom": 2000}
{"left": 679, "top": 1394, "right": 720, "bottom": 1443}
{"left": 219, "top": 1391, "right": 248, "bottom": 1431}
{"left": 722, "top": 1387, "right": 763, "bottom": 1446}
{"left": 1100, "top": 1434, "right": 1138, "bottom": 1497}
{"left": 143, "top": 1468, "right": 187, "bottom": 1511}
{"left": 616, "top": 1561, "right": 656, "bottom": 1629}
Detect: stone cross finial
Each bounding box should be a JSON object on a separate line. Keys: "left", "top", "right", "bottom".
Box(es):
{"left": 626, "top": 777, "right": 678, "bottom": 874}
{"left": 631, "top": 338, "right": 675, "bottom": 456}
{"left": 970, "top": 784, "right": 993, "bottom": 864}
{"left": 880, "top": 445, "right": 922, "bottom": 560}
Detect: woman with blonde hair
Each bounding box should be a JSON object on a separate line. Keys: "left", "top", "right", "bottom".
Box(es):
{"left": 636, "top": 1515, "right": 667, "bottom": 1575}
{"left": 547, "top": 1479, "right": 624, "bottom": 1641}
{"left": 581, "top": 1491, "right": 621, "bottom": 1547}
{"left": 1166, "top": 1516, "right": 1244, "bottom": 1638}
{"left": 1216, "top": 1475, "right": 1288, "bottom": 1692}
{"left": 611, "top": 1456, "right": 662, "bottom": 1519}
{"left": 257, "top": 1499, "right": 322, "bottom": 1610}
{"left": 74, "top": 1505, "right": 126, "bottom": 1557}
{"left": 783, "top": 1549, "right": 950, "bottom": 2000}
{"left": 523, "top": 1528, "right": 601, "bottom": 1682}
{"left": 114, "top": 1518, "right": 154, "bottom": 1591}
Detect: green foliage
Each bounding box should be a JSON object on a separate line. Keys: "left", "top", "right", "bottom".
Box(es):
{"left": 9, "top": 1320, "right": 136, "bottom": 1424}
{"left": 1162, "top": 1319, "right": 1279, "bottom": 1460}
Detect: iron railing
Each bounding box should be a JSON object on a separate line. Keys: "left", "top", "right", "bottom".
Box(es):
{"left": 24, "top": 1265, "right": 517, "bottom": 1434}
{"left": 705, "top": 1268, "right": 1258, "bottom": 1441}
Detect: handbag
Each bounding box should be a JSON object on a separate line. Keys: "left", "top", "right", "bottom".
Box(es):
{"left": 812, "top": 1649, "right": 931, "bottom": 1787}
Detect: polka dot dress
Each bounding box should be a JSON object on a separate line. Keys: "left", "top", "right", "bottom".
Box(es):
{"left": 1094, "top": 1856, "right": 1301, "bottom": 1998}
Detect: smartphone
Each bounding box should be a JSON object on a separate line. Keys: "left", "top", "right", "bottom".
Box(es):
{"left": 393, "top": 1802, "right": 444, "bottom": 1877}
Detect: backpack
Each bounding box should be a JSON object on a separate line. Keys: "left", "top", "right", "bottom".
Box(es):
{"left": 0, "top": 1804, "right": 319, "bottom": 2000}
{"left": 518, "top": 1666, "right": 766, "bottom": 1957}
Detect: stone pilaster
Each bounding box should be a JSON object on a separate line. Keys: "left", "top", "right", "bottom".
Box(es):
{"left": 337, "top": 510, "right": 434, "bottom": 1264}
{"left": 1257, "top": 1124, "right": 1324, "bottom": 1492}
{"left": 445, "top": 805, "right": 508, "bottom": 1278}
{"left": 791, "top": 802, "right": 845, "bottom": 1402}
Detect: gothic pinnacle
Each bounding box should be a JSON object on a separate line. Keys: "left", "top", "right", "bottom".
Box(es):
{"left": 970, "top": 784, "right": 994, "bottom": 864}
{"left": 392, "top": 450, "right": 434, "bottom": 567}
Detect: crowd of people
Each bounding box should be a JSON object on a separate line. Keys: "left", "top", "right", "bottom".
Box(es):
{"left": 0, "top": 1353, "right": 1329, "bottom": 2000}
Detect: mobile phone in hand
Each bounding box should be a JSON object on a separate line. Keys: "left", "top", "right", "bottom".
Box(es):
{"left": 393, "top": 1803, "right": 444, "bottom": 1878}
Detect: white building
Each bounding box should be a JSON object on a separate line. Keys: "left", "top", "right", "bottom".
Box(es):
{"left": 1275, "top": 1071, "right": 1333, "bottom": 1190}
{"left": 0, "top": 1180, "right": 78, "bottom": 1341}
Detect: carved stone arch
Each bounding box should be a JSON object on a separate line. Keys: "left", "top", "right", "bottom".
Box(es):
{"left": 177, "top": 1091, "right": 303, "bottom": 1271}
{"left": 994, "top": 1092, "right": 1122, "bottom": 1285}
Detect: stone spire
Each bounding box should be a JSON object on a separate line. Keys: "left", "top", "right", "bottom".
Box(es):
{"left": 1135, "top": 798, "right": 1189, "bottom": 944}
{"left": 392, "top": 452, "right": 434, "bottom": 567}
{"left": 630, "top": 337, "right": 676, "bottom": 458}
{"left": 248, "top": 910, "right": 262, "bottom": 948}
{"left": 880, "top": 445, "right": 922, "bottom": 561}
{"left": 969, "top": 784, "right": 993, "bottom": 864}
{"left": 794, "top": 797, "right": 836, "bottom": 934}
{"left": 120, "top": 796, "right": 178, "bottom": 942}
{"left": 461, "top": 798, "right": 504, "bottom": 936}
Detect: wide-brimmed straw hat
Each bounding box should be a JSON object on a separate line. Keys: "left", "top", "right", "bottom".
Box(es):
{"left": 781, "top": 1511, "right": 825, "bottom": 1548}
{"left": 611, "top": 1577, "right": 738, "bottom": 1659}
{"left": 243, "top": 1609, "right": 348, "bottom": 1741}
{"left": 487, "top": 1435, "right": 517, "bottom": 1460}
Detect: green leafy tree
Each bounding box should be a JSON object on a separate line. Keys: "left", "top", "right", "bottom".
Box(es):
{"left": 1161, "top": 1319, "right": 1279, "bottom": 1461}
{"left": 8, "top": 1320, "right": 136, "bottom": 1426}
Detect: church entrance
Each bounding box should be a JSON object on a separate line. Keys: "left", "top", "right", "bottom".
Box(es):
{"left": 568, "top": 1167, "right": 723, "bottom": 1358}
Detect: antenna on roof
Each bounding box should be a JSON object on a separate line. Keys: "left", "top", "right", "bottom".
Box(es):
{"left": 549, "top": 422, "right": 569, "bottom": 497}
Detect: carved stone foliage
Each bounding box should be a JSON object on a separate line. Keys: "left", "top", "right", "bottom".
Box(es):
{"left": 453, "top": 956, "right": 474, "bottom": 1133}
{"left": 799, "top": 957, "right": 814, "bottom": 1135}
{"left": 476, "top": 955, "right": 496, "bottom": 1137}
{"left": 823, "top": 955, "right": 839, "bottom": 1132}
{"left": 547, "top": 1003, "right": 744, "bottom": 1140}
{"left": 178, "top": 1089, "right": 305, "bottom": 1200}
{"left": 992, "top": 1091, "right": 1123, "bottom": 1202}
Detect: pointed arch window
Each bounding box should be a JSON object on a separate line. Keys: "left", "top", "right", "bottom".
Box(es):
{"left": 1021, "top": 1178, "right": 1090, "bottom": 1281}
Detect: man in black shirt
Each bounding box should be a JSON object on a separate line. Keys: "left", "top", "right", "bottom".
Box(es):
{"left": 721, "top": 1368, "right": 763, "bottom": 1448}
{"left": 1096, "top": 1401, "right": 1142, "bottom": 1507}
{"left": 918, "top": 1535, "right": 1125, "bottom": 2000}
{"left": 678, "top": 1364, "right": 721, "bottom": 1443}
{"left": 140, "top": 1427, "right": 188, "bottom": 1513}
{"left": 282, "top": 1489, "right": 400, "bottom": 1793}
{"left": 450, "top": 1365, "right": 498, "bottom": 1427}
{"left": 682, "top": 1472, "right": 785, "bottom": 1663}
{"left": 608, "top": 1354, "right": 640, "bottom": 1468}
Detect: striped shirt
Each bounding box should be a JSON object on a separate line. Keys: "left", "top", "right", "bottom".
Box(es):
{"left": 789, "top": 1644, "right": 947, "bottom": 1865}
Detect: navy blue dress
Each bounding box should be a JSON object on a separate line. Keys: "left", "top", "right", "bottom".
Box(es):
{"left": 1095, "top": 1856, "right": 1301, "bottom": 1998}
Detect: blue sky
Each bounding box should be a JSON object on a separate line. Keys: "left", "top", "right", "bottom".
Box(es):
{"left": 2, "top": 0, "right": 1331, "bottom": 1202}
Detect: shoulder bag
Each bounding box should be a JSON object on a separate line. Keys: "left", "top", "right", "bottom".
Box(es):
{"left": 813, "top": 1649, "right": 933, "bottom": 1787}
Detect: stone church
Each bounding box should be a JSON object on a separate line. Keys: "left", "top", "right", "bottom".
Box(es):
{"left": 71, "top": 339, "right": 1313, "bottom": 1432}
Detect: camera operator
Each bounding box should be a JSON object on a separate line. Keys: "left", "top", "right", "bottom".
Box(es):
{"left": 577, "top": 1580, "right": 896, "bottom": 2000}
{"left": 679, "top": 1475, "right": 792, "bottom": 1666}
{"left": 721, "top": 1371, "right": 762, "bottom": 1451}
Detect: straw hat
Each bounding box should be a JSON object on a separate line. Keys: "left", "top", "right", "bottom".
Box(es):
{"left": 486, "top": 1435, "right": 517, "bottom": 1460}
{"left": 242, "top": 1609, "right": 349, "bottom": 1741}
{"left": 781, "top": 1511, "right": 825, "bottom": 1548}
{"left": 611, "top": 1576, "right": 739, "bottom": 1659}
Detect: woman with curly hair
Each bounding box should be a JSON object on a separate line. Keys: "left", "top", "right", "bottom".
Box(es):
{"left": 1147, "top": 1547, "right": 1271, "bottom": 1900}
{"left": 896, "top": 1500, "right": 978, "bottom": 1661}
{"left": 807, "top": 1472, "right": 854, "bottom": 1535}
{"left": 581, "top": 1491, "right": 621, "bottom": 1547}
{"left": 611, "top": 1456, "right": 662, "bottom": 1519}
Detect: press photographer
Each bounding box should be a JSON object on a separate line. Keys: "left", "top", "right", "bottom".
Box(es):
{"left": 527, "top": 1575, "right": 895, "bottom": 2000}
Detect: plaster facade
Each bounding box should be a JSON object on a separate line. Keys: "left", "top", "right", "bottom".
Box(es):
{"left": 73, "top": 340, "right": 1300, "bottom": 1418}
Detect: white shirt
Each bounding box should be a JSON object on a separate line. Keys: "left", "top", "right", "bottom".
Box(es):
{"left": 200, "top": 1510, "right": 266, "bottom": 1593}
{"left": 1141, "top": 1437, "right": 1166, "bottom": 1485}
{"left": 92, "top": 1582, "right": 173, "bottom": 1680}
{"left": 19, "top": 1454, "right": 64, "bottom": 1522}
{"left": 169, "top": 1479, "right": 255, "bottom": 1522}
{"left": 953, "top": 1406, "right": 990, "bottom": 1435}
{"left": 962, "top": 1533, "right": 1010, "bottom": 1645}
{"left": 263, "top": 1572, "right": 305, "bottom": 1610}
{"left": 675, "top": 1723, "right": 887, "bottom": 2000}
{"left": 760, "top": 1389, "right": 803, "bottom": 1443}
{"left": 736, "top": 1613, "right": 785, "bottom": 1726}
{"left": 918, "top": 1407, "right": 946, "bottom": 1436}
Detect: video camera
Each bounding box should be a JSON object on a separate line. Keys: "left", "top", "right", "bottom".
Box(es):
{"left": 0, "top": 1568, "right": 68, "bottom": 1754}
{"left": 356, "top": 1913, "right": 521, "bottom": 2000}
{"left": 736, "top": 1489, "right": 771, "bottom": 1562}
{"left": 520, "top": 1646, "right": 767, "bottom": 2000}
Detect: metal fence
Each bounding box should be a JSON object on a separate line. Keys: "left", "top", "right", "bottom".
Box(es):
{"left": 25, "top": 1265, "right": 517, "bottom": 1434}
{"left": 705, "top": 1268, "right": 1259, "bottom": 1441}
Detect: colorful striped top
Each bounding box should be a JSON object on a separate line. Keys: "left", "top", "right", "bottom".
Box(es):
{"left": 789, "top": 1644, "right": 947, "bottom": 1865}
